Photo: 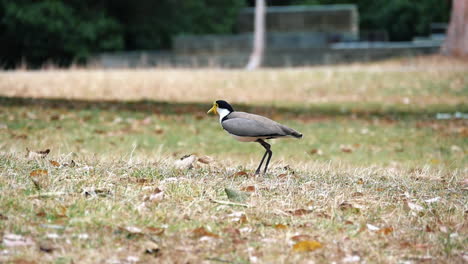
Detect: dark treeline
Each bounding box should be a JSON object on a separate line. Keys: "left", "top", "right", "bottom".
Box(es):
{"left": 0, "top": 0, "right": 450, "bottom": 68}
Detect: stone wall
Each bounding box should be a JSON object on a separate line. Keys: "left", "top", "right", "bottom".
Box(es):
{"left": 91, "top": 43, "right": 441, "bottom": 68}
{"left": 237, "top": 5, "right": 358, "bottom": 38}
{"left": 173, "top": 32, "right": 329, "bottom": 54}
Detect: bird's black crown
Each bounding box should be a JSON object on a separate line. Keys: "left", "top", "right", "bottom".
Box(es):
{"left": 216, "top": 100, "right": 234, "bottom": 112}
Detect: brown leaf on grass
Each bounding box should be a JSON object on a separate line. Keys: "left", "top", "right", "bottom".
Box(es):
{"left": 49, "top": 160, "right": 60, "bottom": 167}
{"left": 425, "top": 225, "right": 434, "bottom": 232}
{"left": 291, "top": 234, "right": 312, "bottom": 242}
{"left": 192, "top": 227, "right": 219, "bottom": 239}
{"left": 339, "top": 202, "right": 360, "bottom": 214}
{"left": 0, "top": 213, "right": 8, "bottom": 220}
{"left": 26, "top": 148, "right": 50, "bottom": 159}
{"left": 30, "top": 169, "right": 48, "bottom": 177}
{"left": 223, "top": 227, "right": 241, "bottom": 237}
{"left": 340, "top": 146, "right": 353, "bottom": 153}
{"left": 274, "top": 224, "right": 288, "bottom": 230}
{"left": 146, "top": 227, "right": 165, "bottom": 236}
{"left": 287, "top": 209, "right": 312, "bottom": 216}
{"left": 36, "top": 211, "right": 46, "bottom": 217}
{"left": 194, "top": 113, "right": 204, "bottom": 120}
{"left": 197, "top": 156, "right": 212, "bottom": 164}
{"left": 231, "top": 171, "right": 249, "bottom": 178}
{"left": 315, "top": 212, "right": 331, "bottom": 219}
{"left": 239, "top": 214, "right": 248, "bottom": 224}
{"left": 11, "top": 260, "right": 37, "bottom": 264}
{"left": 241, "top": 186, "right": 256, "bottom": 192}
{"left": 278, "top": 173, "right": 288, "bottom": 178}
{"left": 94, "top": 129, "right": 106, "bottom": 134}
{"left": 357, "top": 178, "right": 364, "bottom": 184}
{"left": 376, "top": 227, "right": 394, "bottom": 235}
{"left": 154, "top": 128, "right": 164, "bottom": 135}
{"left": 309, "top": 149, "right": 323, "bottom": 155}
{"left": 292, "top": 240, "right": 323, "bottom": 252}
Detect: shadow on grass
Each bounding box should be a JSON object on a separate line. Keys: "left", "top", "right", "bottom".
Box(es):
{"left": 1, "top": 96, "right": 466, "bottom": 120}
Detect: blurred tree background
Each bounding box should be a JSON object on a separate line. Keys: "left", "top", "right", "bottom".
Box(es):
{"left": 0, "top": 0, "right": 450, "bottom": 68}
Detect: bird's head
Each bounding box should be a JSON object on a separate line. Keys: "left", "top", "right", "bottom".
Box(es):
{"left": 207, "top": 100, "right": 234, "bottom": 116}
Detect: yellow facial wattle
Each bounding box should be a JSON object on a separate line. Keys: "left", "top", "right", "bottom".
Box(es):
{"left": 207, "top": 103, "right": 218, "bottom": 115}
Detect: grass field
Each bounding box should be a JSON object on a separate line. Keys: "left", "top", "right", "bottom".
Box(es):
{"left": 0, "top": 56, "right": 467, "bottom": 263}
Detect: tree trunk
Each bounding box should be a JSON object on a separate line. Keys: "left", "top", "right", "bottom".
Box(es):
{"left": 441, "top": 0, "right": 468, "bottom": 56}
{"left": 245, "top": 0, "right": 266, "bottom": 70}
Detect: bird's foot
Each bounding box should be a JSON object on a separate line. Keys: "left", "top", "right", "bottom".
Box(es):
{"left": 254, "top": 169, "right": 261, "bottom": 175}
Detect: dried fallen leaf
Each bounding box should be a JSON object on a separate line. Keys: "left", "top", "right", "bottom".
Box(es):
{"left": 291, "top": 234, "right": 312, "bottom": 242}
{"left": 274, "top": 224, "right": 288, "bottom": 230}
{"left": 49, "top": 160, "right": 60, "bottom": 167}
{"left": 376, "top": 227, "right": 394, "bottom": 235}
{"left": 241, "top": 186, "right": 256, "bottom": 192}
{"left": 11, "top": 259, "right": 37, "bottom": 264}
{"left": 223, "top": 227, "right": 241, "bottom": 237}
{"left": 36, "top": 211, "right": 46, "bottom": 217}
{"left": 231, "top": 171, "right": 249, "bottom": 178}
{"left": 340, "top": 146, "right": 353, "bottom": 153}
{"left": 287, "top": 209, "right": 312, "bottom": 216}
{"left": 315, "top": 212, "right": 331, "bottom": 219}
{"left": 425, "top": 225, "right": 434, "bottom": 232}
{"left": 192, "top": 227, "right": 219, "bottom": 239}
{"left": 154, "top": 128, "right": 165, "bottom": 134}
{"left": 339, "top": 202, "right": 360, "bottom": 214}
{"left": 30, "top": 169, "right": 48, "bottom": 177}
{"left": 293, "top": 240, "right": 323, "bottom": 252}
{"left": 146, "top": 227, "right": 165, "bottom": 236}
{"left": 197, "top": 156, "right": 212, "bottom": 164}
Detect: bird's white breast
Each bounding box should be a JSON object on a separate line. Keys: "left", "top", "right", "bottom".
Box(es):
{"left": 217, "top": 108, "right": 231, "bottom": 123}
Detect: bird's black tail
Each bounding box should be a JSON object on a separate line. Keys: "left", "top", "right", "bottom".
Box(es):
{"left": 291, "top": 131, "right": 303, "bottom": 139}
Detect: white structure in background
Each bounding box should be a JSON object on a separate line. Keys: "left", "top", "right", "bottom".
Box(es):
{"left": 245, "top": 0, "right": 266, "bottom": 70}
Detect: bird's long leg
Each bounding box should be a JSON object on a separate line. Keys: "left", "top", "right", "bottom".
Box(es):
{"left": 256, "top": 139, "right": 272, "bottom": 175}
{"left": 263, "top": 147, "right": 273, "bottom": 174}
{"left": 255, "top": 150, "right": 268, "bottom": 175}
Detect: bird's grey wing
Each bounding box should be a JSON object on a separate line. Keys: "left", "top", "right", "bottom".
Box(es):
{"left": 221, "top": 118, "right": 285, "bottom": 137}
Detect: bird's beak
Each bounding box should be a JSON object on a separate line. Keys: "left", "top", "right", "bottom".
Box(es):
{"left": 207, "top": 104, "right": 218, "bottom": 115}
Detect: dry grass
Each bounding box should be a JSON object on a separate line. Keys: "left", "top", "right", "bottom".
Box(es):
{"left": 0, "top": 56, "right": 467, "bottom": 107}
{"left": 0, "top": 55, "right": 467, "bottom": 263}
{"left": 0, "top": 154, "right": 466, "bottom": 263}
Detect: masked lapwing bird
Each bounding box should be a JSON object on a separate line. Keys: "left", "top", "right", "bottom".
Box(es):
{"left": 207, "top": 100, "right": 303, "bottom": 175}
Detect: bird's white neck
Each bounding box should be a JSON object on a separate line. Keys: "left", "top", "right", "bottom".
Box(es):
{"left": 218, "top": 108, "right": 231, "bottom": 123}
